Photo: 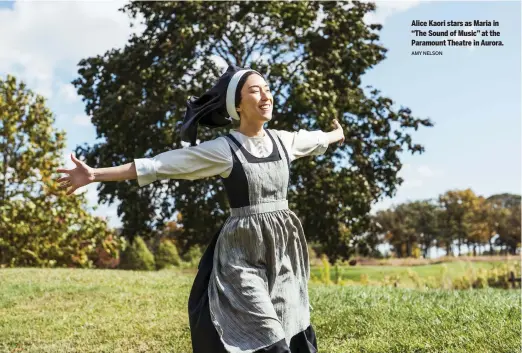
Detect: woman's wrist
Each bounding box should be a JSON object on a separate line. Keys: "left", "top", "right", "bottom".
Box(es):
{"left": 325, "top": 128, "right": 344, "bottom": 145}
{"left": 93, "top": 163, "right": 137, "bottom": 182}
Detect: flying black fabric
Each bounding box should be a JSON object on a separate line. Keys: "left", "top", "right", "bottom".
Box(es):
{"left": 180, "top": 64, "right": 260, "bottom": 146}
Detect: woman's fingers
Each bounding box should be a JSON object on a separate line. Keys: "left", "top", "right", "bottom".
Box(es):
{"left": 56, "top": 162, "right": 79, "bottom": 195}
{"left": 71, "top": 153, "right": 84, "bottom": 167}
{"left": 66, "top": 185, "right": 78, "bottom": 196}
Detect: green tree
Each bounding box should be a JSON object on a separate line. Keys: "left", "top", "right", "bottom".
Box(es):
{"left": 119, "top": 236, "right": 155, "bottom": 271}
{"left": 72, "top": 1, "right": 432, "bottom": 262}
{"left": 438, "top": 189, "right": 480, "bottom": 256}
{"left": 373, "top": 206, "right": 416, "bottom": 258}
{"left": 466, "top": 195, "right": 496, "bottom": 256}
{"left": 485, "top": 193, "right": 521, "bottom": 255}
{"left": 155, "top": 239, "right": 181, "bottom": 270}
{"left": 496, "top": 203, "right": 521, "bottom": 255}
{"left": 373, "top": 200, "right": 440, "bottom": 258}
{"left": 487, "top": 193, "right": 521, "bottom": 209}
{"left": 406, "top": 200, "right": 440, "bottom": 258}
{"left": 0, "top": 75, "right": 121, "bottom": 268}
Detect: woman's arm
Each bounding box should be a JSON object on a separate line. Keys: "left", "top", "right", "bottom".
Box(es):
{"left": 273, "top": 118, "right": 345, "bottom": 162}
{"left": 55, "top": 154, "right": 138, "bottom": 195}
{"left": 56, "top": 138, "right": 232, "bottom": 195}
{"left": 93, "top": 163, "right": 137, "bottom": 182}
{"left": 325, "top": 119, "right": 345, "bottom": 146}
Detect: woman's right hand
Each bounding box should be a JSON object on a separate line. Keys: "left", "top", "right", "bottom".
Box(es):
{"left": 56, "top": 153, "right": 96, "bottom": 195}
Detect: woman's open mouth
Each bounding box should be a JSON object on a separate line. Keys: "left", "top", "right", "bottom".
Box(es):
{"left": 259, "top": 103, "right": 271, "bottom": 111}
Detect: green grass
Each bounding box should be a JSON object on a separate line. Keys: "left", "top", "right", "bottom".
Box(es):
{"left": 311, "top": 261, "right": 520, "bottom": 286}
{"left": 0, "top": 268, "right": 520, "bottom": 353}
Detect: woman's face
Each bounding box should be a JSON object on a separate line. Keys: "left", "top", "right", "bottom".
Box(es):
{"left": 236, "top": 73, "right": 273, "bottom": 123}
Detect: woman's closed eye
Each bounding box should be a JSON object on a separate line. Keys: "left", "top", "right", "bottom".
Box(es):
{"left": 250, "top": 87, "right": 271, "bottom": 94}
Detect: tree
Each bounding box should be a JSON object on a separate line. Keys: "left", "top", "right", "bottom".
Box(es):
{"left": 496, "top": 203, "right": 521, "bottom": 255}
{"left": 485, "top": 193, "right": 521, "bottom": 255}
{"left": 466, "top": 196, "right": 497, "bottom": 256}
{"left": 0, "top": 75, "right": 120, "bottom": 268}
{"left": 72, "top": 1, "right": 433, "bottom": 262}
{"left": 406, "top": 200, "right": 440, "bottom": 258}
{"left": 373, "top": 200, "right": 439, "bottom": 258}
{"left": 119, "top": 236, "right": 155, "bottom": 271}
{"left": 437, "top": 189, "right": 481, "bottom": 256}
{"left": 487, "top": 193, "right": 521, "bottom": 209}
{"left": 373, "top": 206, "right": 414, "bottom": 258}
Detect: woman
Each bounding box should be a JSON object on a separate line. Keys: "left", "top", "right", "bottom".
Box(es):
{"left": 57, "top": 65, "right": 344, "bottom": 353}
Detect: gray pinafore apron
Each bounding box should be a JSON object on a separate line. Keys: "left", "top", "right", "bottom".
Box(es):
{"left": 188, "top": 128, "right": 317, "bottom": 353}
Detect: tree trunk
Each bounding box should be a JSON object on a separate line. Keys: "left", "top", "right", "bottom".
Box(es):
{"left": 395, "top": 244, "right": 402, "bottom": 258}
{"left": 446, "top": 243, "right": 451, "bottom": 256}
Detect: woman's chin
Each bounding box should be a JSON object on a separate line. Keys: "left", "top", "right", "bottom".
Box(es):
{"left": 260, "top": 113, "right": 273, "bottom": 121}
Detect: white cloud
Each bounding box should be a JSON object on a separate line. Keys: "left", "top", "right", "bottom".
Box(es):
{"left": 417, "top": 165, "right": 444, "bottom": 178}
{"left": 372, "top": 162, "right": 445, "bottom": 212}
{"left": 60, "top": 150, "right": 76, "bottom": 170}
{"left": 73, "top": 114, "right": 91, "bottom": 126}
{"left": 58, "top": 83, "right": 80, "bottom": 103}
{"left": 0, "top": 0, "right": 145, "bottom": 98}
{"left": 417, "top": 165, "right": 434, "bottom": 177}
{"left": 2, "top": 2, "right": 142, "bottom": 230}
{"left": 403, "top": 164, "right": 444, "bottom": 183}
{"left": 364, "top": 1, "right": 424, "bottom": 25}
{"left": 209, "top": 55, "right": 228, "bottom": 71}
{"left": 82, "top": 182, "right": 122, "bottom": 229}
{"left": 402, "top": 178, "right": 424, "bottom": 189}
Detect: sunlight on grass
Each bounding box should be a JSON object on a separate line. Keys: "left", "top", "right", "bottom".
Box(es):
{"left": 0, "top": 267, "right": 519, "bottom": 353}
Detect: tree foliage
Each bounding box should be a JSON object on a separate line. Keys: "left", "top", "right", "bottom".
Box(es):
{"left": 372, "top": 189, "right": 520, "bottom": 258}
{"left": 155, "top": 239, "right": 181, "bottom": 270}
{"left": 72, "top": 1, "right": 433, "bottom": 262}
{"left": 119, "top": 235, "right": 155, "bottom": 271}
{"left": 489, "top": 195, "right": 520, "bottom": 255}
{"left": 0, "top": 75, "right": 121, "bottom": 268}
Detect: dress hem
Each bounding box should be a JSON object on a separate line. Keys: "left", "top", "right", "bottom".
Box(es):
{"left": 209, "top": 301, "right": 311, "bottom": 353}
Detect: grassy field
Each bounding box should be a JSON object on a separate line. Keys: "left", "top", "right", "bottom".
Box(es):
{"left": 1, "top": 267, "right": 519, "bottom": 353}
{"left": 310, "top": 260, "right": 520, "bottom": 287}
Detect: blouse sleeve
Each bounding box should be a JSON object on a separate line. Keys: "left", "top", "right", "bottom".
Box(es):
{"left": 272, "top": 129, "right": 329, "bottom": 162}
{"left": 133, "top": 137, "right": 233, "bottom": 187}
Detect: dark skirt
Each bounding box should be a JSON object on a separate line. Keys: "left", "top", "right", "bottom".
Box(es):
{"left": 188, "top": 224, "right": 318, "bottom": 353}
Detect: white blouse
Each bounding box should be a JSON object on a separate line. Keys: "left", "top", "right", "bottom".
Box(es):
{"left": 134, "top": 129, "right": 329, "bottom": 187}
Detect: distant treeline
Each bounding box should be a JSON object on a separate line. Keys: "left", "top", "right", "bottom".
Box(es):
{"left": 357, "top": 191, "right": 520, "bottom": 259}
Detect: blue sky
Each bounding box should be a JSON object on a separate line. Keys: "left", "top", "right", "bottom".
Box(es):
{"left": 363, "top": 1, "right": 521, "bottom": 210}
{"left": 1, "top": 1, "right": 520, "bottom": 230}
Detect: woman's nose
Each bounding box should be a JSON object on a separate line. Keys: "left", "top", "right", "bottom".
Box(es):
{"left": 261, "top": 90, "right": 270, "bottom": 100}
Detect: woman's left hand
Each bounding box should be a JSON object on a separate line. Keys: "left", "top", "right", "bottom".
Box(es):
{"left": 331, "top": 119, "right": 345, "bottom": 146}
